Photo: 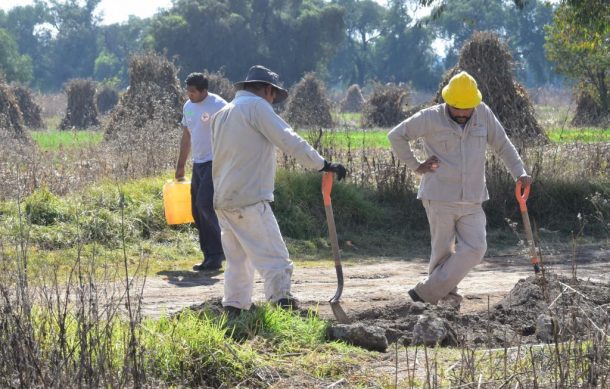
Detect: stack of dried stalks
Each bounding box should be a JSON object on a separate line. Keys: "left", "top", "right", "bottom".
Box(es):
{"left": 340, "top": 84, "right": 365, "bottom": 113}
{"left": 103, "top": 52, "right": 183, "bottom": 177}
{"left": 571, "top": 87, "right": 608, "bottom": 127}
{"left": 285, "top": 73, "right": 333, "bottom": 128}
{"left": 0, "top": 76, "right": 28, "bottom": 142}
{"left": 204, "top": 70, "right": 235, "bottom": 102}
{"left": 96, "top": 85, "right": 119, "bottom": 115}
{"left": 11, "top": 84, "right": 43, "bottom": 129}
{"left": 435, "top": 32, "right": 546, "bottom": 144}
{"left": 104, "top": 52, "right": 183, "bottom": 139}
{"left": 362, "top": 82, "right": 408, "bottom": 127}
{"left": 60, "top": 79, "right": 99, "bottom": 130}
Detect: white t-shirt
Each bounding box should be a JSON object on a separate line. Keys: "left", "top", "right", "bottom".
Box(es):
{"left": 181, "top": 93, "right": 227, "bottom": 163}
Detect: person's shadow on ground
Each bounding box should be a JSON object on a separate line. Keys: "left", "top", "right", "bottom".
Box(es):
{"left": 156, "top": 269, "right": 222, "bottom": 287}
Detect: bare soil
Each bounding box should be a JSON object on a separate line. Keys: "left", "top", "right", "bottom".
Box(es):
{"left": 144, "top": 245, "right": 610, "bottom": 324}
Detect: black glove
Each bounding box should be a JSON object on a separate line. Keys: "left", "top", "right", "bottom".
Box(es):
{"left": 320, "top": 160, "right": 347, "bottom": 181}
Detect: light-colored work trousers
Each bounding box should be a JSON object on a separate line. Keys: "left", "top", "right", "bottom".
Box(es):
{"left": 414, "top": 200, "right": 487, "bottom": 304}
{"left": 216, "top": 201, "right": 293, "bottom": 310}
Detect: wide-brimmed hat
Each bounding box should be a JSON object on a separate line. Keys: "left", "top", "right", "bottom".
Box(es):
{"left": 442, "top": 71, "right": 482, "bottom": 109}
{"left": 234, "top": 65, "right": 289, "bottom": 104}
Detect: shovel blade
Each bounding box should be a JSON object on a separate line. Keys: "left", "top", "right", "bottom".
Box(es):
{"left": 330, "top": 300, "right": 351, "bottom": 324}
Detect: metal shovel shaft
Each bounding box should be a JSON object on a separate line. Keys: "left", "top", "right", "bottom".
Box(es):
{"left": 322, "top": 172, "right": 351, "bottom": 324}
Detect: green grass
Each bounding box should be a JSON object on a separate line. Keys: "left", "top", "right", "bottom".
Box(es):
{"left": 299, "top": 126, "right": 610, "bottom": 149}
{"left": 20, "top": 300, "right": 371, "bottom": 387}
{"left": 546, "top": 127, "right": 610, "bottom": 143}
{"left": 31, "top": 130, "right": 104, "bottom": 151}
{"left": 331, "top": 111, "right": 362, "bottom": 126}
{"left": 298, "top": 129, "right": 390, "bottom": 149}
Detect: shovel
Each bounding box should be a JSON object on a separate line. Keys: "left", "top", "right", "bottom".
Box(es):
{"left": 515, "top": 181, "right": 541, "bottom": 274}
{"left": 322, "top": 172, "right": 351, "bottom": 324}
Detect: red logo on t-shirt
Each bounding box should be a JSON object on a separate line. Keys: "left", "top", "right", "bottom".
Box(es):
{"left": 201, "top": 112, "right": 210, "bottom": 122}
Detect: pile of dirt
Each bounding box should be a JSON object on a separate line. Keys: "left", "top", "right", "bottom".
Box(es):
{"left": 284, "top": 73, "right": 333, "bottom": 128}
{"left": 0, "top": 77, "right": 27, "bottom": 141}
{"left": 340, "top": 84, "right": 365, "bottom": 113}
{"left": 435, "top": 32, "right": 547, "bottom": 144}
{"left": 361, "top": 82, "right": 408, "bottom": 127}
{"left": 60, "top": 79, "right": 99, "bottom": 130}
{"left": 571, "top": 87, "right": 609, "bottom": 127}
{"left": 204, "top": 70, "right": 235, "bottom": 102}
{"left": 96, "top": 85, "right": 119, "bottom": 115}
{"left": 104, "top": 52, "right": 183, "bottom": 139}
{"left": 331, "top": 273, "right": 610, "bottom": 351}
{"left": 11, "top": 85, "right": 43, "bottom": 129}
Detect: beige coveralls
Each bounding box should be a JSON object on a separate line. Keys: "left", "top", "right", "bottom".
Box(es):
{"left": 388, "top": 103, "right": 527, "bottom": 304}
{"left": 211, "top": 90, "right": 325, "bottom": 310}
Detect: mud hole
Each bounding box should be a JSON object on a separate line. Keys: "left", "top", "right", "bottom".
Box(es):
{"left": 331, "top": 272, "right": 610, "bottom": 351}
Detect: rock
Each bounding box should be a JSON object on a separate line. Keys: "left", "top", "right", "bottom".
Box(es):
{"left": 536, "top": 314, "right": 557, "bottom": 342}
{"left": 408, "top": 302, "right": 427, "bottom": 314}
{"left": 493, "top": 327, "right": 517, "bottom": 346}
{"left": 412, "top": 314, "right": 447, "bottom": 346}
{"left": 328, "top": 323, "right": 388, "bottom": 352}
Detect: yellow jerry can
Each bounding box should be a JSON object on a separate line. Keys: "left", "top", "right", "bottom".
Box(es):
{"left": 163, "top": 180, "right": 195, "bottom": 225}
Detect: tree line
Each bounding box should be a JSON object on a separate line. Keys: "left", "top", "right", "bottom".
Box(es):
{"left": 0, "top": 0, "right": 604, "bottom": 99}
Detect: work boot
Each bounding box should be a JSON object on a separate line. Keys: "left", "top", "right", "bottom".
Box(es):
{"left": 223, "top": 305, "right": 243, "bottom": 319}
{"left": 408, "top": 289, "right": 425, "bottom": 303}
{"left": 192, "top": 257, "right": 223, "bottom": 271}
{"left": 275, "top": 295, "right": 299, "bottom": 310}
{"left": 223, "top": 304, "right": 257, "bottom": 319}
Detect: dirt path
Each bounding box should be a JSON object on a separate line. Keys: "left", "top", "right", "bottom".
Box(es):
{"left": 142, "top": 246, "right": 610, "bottom": 318}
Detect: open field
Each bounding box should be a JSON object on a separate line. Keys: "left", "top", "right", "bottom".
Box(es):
{"left": 1, "top": 99, "right": 610, "bottom": 387}
{"left": 31, "top": 129, "right": 104, "bottom": 151}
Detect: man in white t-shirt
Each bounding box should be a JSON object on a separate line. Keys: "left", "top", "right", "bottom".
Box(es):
{"left": 176, "top": 73, "right": 227, "bottom": 271}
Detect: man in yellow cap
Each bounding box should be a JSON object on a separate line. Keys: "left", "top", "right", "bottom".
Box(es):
{"left": 388, "top": 71, "right": 532, "bottom": 310}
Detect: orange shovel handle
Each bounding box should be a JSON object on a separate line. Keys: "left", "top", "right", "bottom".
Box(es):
{"left": 515, "top": 180, "right": 531, "bottom": 212}
{"left": 515, "top": 180, "right": 541, "bottom": 273}
{"left": 322, "top": 172, "right": 333, "bottom": 206}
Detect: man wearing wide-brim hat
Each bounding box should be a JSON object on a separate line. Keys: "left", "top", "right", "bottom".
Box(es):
{"left": 211, "top": 65, "right": 346, "bottom": 316}
{"left": 388, "top": 71, "right": 532, "bottom": 310}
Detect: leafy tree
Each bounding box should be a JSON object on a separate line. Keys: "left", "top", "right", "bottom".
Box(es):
{"left": 149, "top": 0, "right": 344, "bottom": 85}
{"left": 374, "top": 0, "right": 439, "bottom": 90}
{"left": 94, "top": 50, "right": 121, "bottom": 84}
{"left": 46, "top": 0, "right": 102, "bottom": 89}
{"left": 428, "top": 0, "right": 556, "bottom": 86}
{"left": 97, "top": 16, "right": 152, "bottom": 86}
{"left": 545, "top": 1, "right": 610, "bottom": 114}
{"left": 505, "top": 0, "right": 557, "bottom": 85}
{"left": 0, "top": 3, "right": 49, "bottom": 87}
{"left": 0, "top": 28, "right": 33, "bottom": 83}
{"left": 328, "top": 0, "right": 387, "bottom": 86}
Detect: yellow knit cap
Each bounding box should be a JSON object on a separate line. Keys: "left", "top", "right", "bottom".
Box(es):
{"left": 441, "top": 71, "right": 482, "bottom": 109}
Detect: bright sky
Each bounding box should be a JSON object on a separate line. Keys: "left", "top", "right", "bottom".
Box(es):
{"left": 0, "top": 0, "right": 172, "bottom": 25}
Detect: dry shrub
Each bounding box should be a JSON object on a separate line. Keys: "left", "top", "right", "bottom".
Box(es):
{"left": 204, "top": 69, "right": 235, "bottom": 101}
{"left": 0, "top": 76, "right": 28, "bottom": 141}
{"left": 284, "top": 73, "right": 333, "bottom": 128}
{"left": 340, "top": 84, "right": 365, "bottom": 113}
{"left": 103, "top": 52, "right": 183, "bottom": 177}
{"left": 96, "top": 85, "right": 119, "bottom": 114}
{"left": 435, "top": 32, "right": 546, "bottom": 144}
{"left": 571, "top": 86, "right": 608, "bottom": 127}
{"left": 60, "top": 79, "right": 99, "bottom": 130}
{"left": 361, "top": 82, "right": 408, "bottom": 127}
{"left": 11, "top": 84, "right": 43, "bottom": 129}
